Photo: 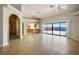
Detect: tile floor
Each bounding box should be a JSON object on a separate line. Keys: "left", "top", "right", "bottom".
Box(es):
{"left": 0, "top": 34, "right": 79, "bottom": 55}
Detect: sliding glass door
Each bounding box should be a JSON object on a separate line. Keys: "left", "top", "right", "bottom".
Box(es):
{"left": 42, "top": 24, "right": 47, "bottom": 33}
{"left": 60, "top": 22, "right": 67, "bottom": 36}
{"left": 52, "top": 22, "right": 67, "bottom": 36}
{"left": 42, "top": 23, "right": 52, "bottom": 34}
{"left": 53, "top": 23, "right": 60, "bottom": 35}
{"left": 46, "top": 24, "right": 52, "bottom": 34}
{"left": 42, "top": 22, "right": 67, "bottom": 36}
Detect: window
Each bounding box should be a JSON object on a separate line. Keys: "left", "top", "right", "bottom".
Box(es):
{"left": 42, "top": 23, "right": 52, "bottom": 34}
{"left": 42, "top": 22, "right": 67, "bottom": 36}
{"left": 53, "top": 23, "right": 60, "bottom": 35}
{"left": 47, "top": 24, "right": 52, "bottom": 34}
{"left": 53, "top": 22, "right": 67, "bottom": 36}
{"left": 60, "top": 22, "right": 67, "bottom": 36}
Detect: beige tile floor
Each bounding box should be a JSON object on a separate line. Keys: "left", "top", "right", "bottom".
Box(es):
{"left": 0, "top": 34, "right": 79, "bottom": 55}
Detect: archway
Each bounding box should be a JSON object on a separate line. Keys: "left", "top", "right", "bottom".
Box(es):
{"left": 9, "top": 14, "right": 20, "bottom": 39}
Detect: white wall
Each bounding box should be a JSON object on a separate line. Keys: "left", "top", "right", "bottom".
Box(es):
{"left": 74, "top": 15, "right": 79, "bottom": 41}
{"left": 0, "top": 5, "right": 3, "bottom": 46}
{"left": 10, "top": 4, "right": 21, "bottom": 11}
{"left": 24, "top": 18, "right": 28, "bottom": 34}
{"left": 2, "top": 5, "right": 23, "bottom": 46}
{"left": 41, "top": 11, "right": 79, "bottom": 41}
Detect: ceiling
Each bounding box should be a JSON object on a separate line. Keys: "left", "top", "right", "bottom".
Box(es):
{"left": 22, "top": 4, "right": 79, "bottom": 19}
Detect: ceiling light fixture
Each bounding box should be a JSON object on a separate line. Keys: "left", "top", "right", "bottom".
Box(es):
{"left": 56, "top": 5, "right": 67, "bottom": 12}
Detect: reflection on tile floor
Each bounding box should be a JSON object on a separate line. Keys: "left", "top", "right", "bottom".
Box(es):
{"left": 0, "top": 34, "right": 79, "bottom": 55}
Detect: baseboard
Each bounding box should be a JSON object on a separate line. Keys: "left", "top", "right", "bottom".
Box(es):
{"left": 3, "top": 43, "right": 8, "bottom": 46}
{"left": 69, "top": 36, "right": 79, "bottom": 42}
{"left": 0, "top": 43, "right": 8, "bottom": 47}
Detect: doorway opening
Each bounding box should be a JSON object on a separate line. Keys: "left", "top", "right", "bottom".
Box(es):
{"left": 9, "top": 14, "right": 20, "bottom": 39}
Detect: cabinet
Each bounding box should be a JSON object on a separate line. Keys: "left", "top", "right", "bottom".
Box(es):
{"left": 27, "top": 29, "right": 40, "bottom": 34}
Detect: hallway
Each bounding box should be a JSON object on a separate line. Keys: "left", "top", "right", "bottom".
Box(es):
{"left": 0, "top": 34, "right": 79, "bottom": 55}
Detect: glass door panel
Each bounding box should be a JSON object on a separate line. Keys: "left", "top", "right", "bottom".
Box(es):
{"left": 42, "top": 22, "right": 67, "bottom": 36}
{"left": 53, "top": 23, "right": 59, "bottom": 35}
{"left": 42, "top": 24, "right": 47, "bottom": 33}
{"left": 60, "top": 22, "right": 67, "bottom": 36}
{"left": 42, "top": 23, "right": 52, "bottom": 34}
{"left": 46, "top": 24, "right": 52, "bottom": 34}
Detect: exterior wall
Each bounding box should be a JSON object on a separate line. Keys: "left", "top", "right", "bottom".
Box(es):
{"left": 41, "top": 11, "right": 79, "bottom": 41}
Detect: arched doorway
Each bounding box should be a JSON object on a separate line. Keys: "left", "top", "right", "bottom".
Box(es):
{"left": 9, "top": 14, "right": 20, "bottom": 39}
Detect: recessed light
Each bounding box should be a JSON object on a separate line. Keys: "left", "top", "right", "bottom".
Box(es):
{"left": 49, "top": 5, "right": 53, "bottom": 8}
